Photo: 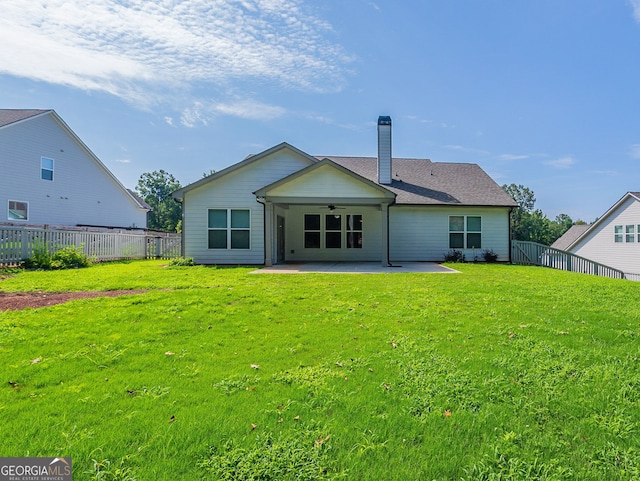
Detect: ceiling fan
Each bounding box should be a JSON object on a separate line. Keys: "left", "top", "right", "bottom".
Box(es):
{"left": 327, "top": 204, "right": 346, "bottom": 211}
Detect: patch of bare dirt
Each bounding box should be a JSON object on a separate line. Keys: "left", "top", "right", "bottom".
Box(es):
{"left": 0, "top": 290, "right": 148, "bottom": 311}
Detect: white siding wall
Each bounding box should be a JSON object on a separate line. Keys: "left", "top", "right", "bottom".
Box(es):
{"left": 1, "top": 114, "right": 146, "bottom": 228}
{"left": 284, "top": 205, "right": 382, "bottom": 262}
{"left": 182, "top": 151, "right": 311, "bottom": 264}
{"left": 389, "top": 206, "right": 511, "bottom": 262}
{"left": 570, "top": 197, "right": 640, "bottom": 274}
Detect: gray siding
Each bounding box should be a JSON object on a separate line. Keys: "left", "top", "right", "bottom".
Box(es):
{"left": 389, "top": 206, "right": 511, "bottom": 262}
{"left": 182, "top": 150, "right": 312, "bottom": 264}
{"left": 570, "top": 197, "right": 640, "bottom": 274}
{"left": 1, "top": 113, "right": 146, "bottom": 228}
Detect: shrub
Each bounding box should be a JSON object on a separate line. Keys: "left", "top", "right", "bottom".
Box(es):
{"left": 482, "top": 249, "right": 499, "bottom": 263}
{"left": 23, "top": 245, "right": 92, "bottom": 270}
{"left": 52, "top": 245, "right": 92, "bottom": 268}
{"left": 443, "top": 250, "right": 466, "bottom": 263}
{"left": 169, "top": 256, "right": 195, "bottom": 266}
{"left": 22, "top": 245, "right": 54, "bottom": 270}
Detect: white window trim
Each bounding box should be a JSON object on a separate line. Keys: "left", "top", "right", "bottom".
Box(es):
{"left": 625, "top": 224, "right": 635, "bottom": 243}
{"left": 207, "top": 208, "right": 251, "bottom": 250}
{"left": 303, "top": 212, "right": 363, "bottom": 250}
{"left": 8, "top": 200, "right": 29, "bottom": 221}
{"left": 614, "top": 225, "right": 623, "bottom": 243}
{"left": 41, "top": 156, "right": 54, "bottom": 181}
{"left": 449, "top": 215, "right": 482, "bottom": 249}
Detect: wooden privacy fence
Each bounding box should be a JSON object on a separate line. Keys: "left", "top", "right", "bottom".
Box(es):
{"left": 0, "top": 226, "right": 181, "bottom": 266}
{"left": 511, "top": 240, "right": 628, "bottom": 280}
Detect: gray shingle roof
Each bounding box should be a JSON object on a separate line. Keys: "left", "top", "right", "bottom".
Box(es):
{"left": 551, "top": 224, "right": 591, "bottom": 250}
{"left": 0, "top": 109, "right": 50, "bottom": 128}
{"left": 319, "top": 156, "right": 518, "bottom": 207}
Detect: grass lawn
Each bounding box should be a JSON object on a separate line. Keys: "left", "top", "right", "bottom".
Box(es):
{"left": 1, "top": 260, "right": 639, "bottom": 480}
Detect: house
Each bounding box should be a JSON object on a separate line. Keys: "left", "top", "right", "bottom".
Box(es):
{"left": 0, "top": 109, "right": 149, "bottom": 229}
{"left": 551, "top": 192, "right": 640, "bottom": 275}
{"left": 172, "top": 116, "right": 517, "bottom": 266}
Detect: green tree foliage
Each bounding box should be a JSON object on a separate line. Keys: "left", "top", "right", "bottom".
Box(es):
{"left": 502, "top": 184, "right": 576, "bottom": 245}
{"left": 136, "top": 170, "right": 182, "bottom": 232}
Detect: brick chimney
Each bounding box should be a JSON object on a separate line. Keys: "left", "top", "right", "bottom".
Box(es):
{"left": 377, "top": 115, "right": 392, "bottom": 184}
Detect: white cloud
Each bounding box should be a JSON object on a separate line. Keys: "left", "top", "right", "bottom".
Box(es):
{"left": 630, "top": 0, "right": 640, "bottom": 22}
{"left": 114, "top": 159, "right": 131, "bottom": 164}
{"left": 178, "top": 98, "right": 285, "bottom": 127}
{"left": 444, "top": 144, "right": 490, "bottom": 156}
{"left": 630, "top": 144, "right": 640, "bottom": 159}
{"left": 0, "top": 0, "right": 351, "bottom": 112}
{"left": 499, "top": 154, "right": 529, "bottom": 161}
{"left": 544, "top": 156, "right": 576, "bottom": 169}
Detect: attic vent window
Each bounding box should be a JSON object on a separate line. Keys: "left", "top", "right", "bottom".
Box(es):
{"left": 41, "top": 157, "right": 54, "bottom": 181}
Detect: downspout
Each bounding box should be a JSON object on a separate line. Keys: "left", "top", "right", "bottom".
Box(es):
{"left": 387, "top": 201, "right": 401, "bottom": 268}
{"left": 256, "top": 197, "right": 267, "bottom": 265}
{"left": 387, "top": 204, "right": 392, "bottom": 266}
{"left": 508, "top": 206, "right": 513, "bottom": 264}
{"left": 174, "top": 196, "right": 185, "bottom": 258}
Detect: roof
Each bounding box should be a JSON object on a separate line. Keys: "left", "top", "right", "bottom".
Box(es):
{"left": 321, "top": 156, "right": 518, "bottom": 207}
{"left": 127, "top": 189, "right": 152, "bottom": 210}
{"left": 0, "top": 109, "right": 50, "bottom": 128}
{"left": 551, "top": 224, "right": 591, "bottom": 250}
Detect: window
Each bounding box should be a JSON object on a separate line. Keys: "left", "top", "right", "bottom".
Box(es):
{"left": 304, "top": 213, "right": 363, "bottom": 249}
{"left": 304, "top": 214, "right": 321, "bottom": 248}
{"left": 208, "top": 208, "right": 250, "bottom": 249}
{"left": 449, "top": 215, "right": 481, "bottom": 249}
{"left": 325, "top": 214, "right": 341, "bottom": 248}
{"left": 626, "top": 225, "right": 635, "bottom": 243}
{"left": 347, "top": 215, "right": 363, "bottom": 249}
{"left": 8, "top": 200, "right": 28, "bottom": 220}
{"left": 614, "top": 225, "right": 623, "bottom": 243}
{"left": 41, "top": 157, "right": 54, "bottom": 181}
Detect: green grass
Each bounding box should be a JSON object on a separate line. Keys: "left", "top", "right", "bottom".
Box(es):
{"left": 1, "top": 261, "right": 639, "bottom": 480}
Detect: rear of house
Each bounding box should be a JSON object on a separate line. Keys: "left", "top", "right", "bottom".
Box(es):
{"left": 173, "top": 116, "right": 517, "bottom": 266}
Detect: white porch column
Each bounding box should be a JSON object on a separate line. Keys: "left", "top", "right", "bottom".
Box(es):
{"left": 264, "top": 201, "right": 274, "bottom": 266}
{"left": 381, "top": 203, "right": 389, "bottom": 266}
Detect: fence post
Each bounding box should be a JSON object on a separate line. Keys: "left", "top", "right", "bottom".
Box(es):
{"left": 155, "top": 236, "right": 162, "bottom": 259}
{"left": 21, "top": 230, "right": 29, "bottom": 260}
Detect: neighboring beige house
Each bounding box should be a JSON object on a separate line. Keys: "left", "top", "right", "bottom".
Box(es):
{"left": 0, "top": 109, "right": 148, "bottom": 229}
{"left": 551, "top": 192, "right": 640, "bottom": 275}
{"left": 173, "top": 116, "right": 517, "bottom": 266}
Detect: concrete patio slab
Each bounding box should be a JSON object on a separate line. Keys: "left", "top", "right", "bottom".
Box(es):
{"left": 251, "top": 262, "right": 459, "bottom": 274}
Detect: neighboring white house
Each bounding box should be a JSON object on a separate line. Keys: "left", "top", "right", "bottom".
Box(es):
{"left": 551, "top": 192, "right": 640, "bottom": 275}
{"left": 0, "top": 109, "right": 148, "bottom": 229}
{"left": 172, "top": 116, "right": 518, "bottom": 266}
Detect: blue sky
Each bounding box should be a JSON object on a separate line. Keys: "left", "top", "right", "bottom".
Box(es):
{"left": 2, "top": 0, "right": 640, "bottom": 222}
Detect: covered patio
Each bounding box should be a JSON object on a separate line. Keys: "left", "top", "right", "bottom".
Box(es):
{"left": 252, "top": 261, "right": 459, "bottom": 274}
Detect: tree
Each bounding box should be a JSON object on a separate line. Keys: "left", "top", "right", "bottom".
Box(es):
{"left": 136, "top": 170, "right": 182, "bottom": 232}
{"left": 502, "top": 184, "right": 574, "bottom": 245}
{"left": 503, "top": 183, "right": 535, "bottom": 213}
